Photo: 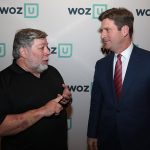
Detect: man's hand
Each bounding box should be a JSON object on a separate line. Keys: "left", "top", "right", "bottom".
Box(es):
{"left": 42, "top": 95, "right": 63, "bottom": 117}
{"left": 62, "top": 84, "right": 72, "bottom": 99}
{"left": 87, "top": 138, "right": 98, "bottom": 150}
{"left": 59, "top": 84, "right": 72, "bottom": 107}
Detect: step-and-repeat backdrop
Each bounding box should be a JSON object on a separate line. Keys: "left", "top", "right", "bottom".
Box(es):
{"left": 0, "top": 0, "right": 150, "bottom": 149}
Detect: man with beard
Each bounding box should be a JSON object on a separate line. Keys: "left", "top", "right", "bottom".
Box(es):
{"left": 0, "top": 28, "right": 72, "bottom": 150}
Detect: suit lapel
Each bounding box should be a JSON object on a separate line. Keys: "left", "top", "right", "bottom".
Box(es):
{"left": 105, "top": 53, "right": 117, "bottom": 102}
{"left": 120, "top": 46, "right": 141, "bottom": 101}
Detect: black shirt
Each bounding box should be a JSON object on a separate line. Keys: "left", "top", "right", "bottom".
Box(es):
{"left": 0, "top": 61, "right": 68, "bottom": 150}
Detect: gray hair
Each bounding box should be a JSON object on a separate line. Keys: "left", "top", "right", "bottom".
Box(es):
{"left": 13, "top": 28, "right": 48, "bottom": 59}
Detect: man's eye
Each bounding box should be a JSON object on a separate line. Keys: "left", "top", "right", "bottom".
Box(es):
{"left": 39, "top": 47, "right": 44, "bottom": 50}
{"left": 106, "top": 29, "right": 111, "bottom": 32}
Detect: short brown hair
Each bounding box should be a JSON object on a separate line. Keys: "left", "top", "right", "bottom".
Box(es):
{"left": 99, "top": 8, "right": 134, "bottom": 38}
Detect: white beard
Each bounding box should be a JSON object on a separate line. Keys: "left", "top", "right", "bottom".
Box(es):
{"left": 36, "top": 64, "right": 48, "bottom": 73}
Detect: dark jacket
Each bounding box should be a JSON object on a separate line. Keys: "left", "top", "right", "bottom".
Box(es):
{"left": 87, "top": 45, "right": 150, "bottom": 150}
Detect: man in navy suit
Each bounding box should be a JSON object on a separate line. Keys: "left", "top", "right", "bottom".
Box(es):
{"left": 87, "top": 7, "right": 150, "bottom": 150}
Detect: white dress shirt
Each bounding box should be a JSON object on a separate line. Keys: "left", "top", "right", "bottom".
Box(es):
{"left": 113, "top": 43, "right": 133, "bottom": 83}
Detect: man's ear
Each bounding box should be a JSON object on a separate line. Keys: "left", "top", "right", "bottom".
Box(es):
{"left": 121, "top": 25, "right": 129, "bottom": 37}
{"left": 19, "top": 47, "right": 27, "bottom": 58}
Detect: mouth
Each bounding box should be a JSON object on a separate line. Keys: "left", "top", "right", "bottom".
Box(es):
{"left": 102, "top": 39, "right": 111, "bottom": 46}
{"left": 103, "top": 40, "right": 109, "bottom": 44}
{"left": 42, "top": 59, "right": 49, "bottom": 64}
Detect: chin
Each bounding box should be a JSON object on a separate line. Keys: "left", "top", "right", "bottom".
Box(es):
{"left": 103, "top": 46, "right": 110, "bottom": 50}
{"left": 102, "top": 44, "right": 109, "bottom": 49}
{"left": 37, "top": 64, "right": 48, "bottom": 73}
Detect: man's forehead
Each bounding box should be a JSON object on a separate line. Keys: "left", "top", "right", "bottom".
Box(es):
{"left": 33, "top": 38, "right": 48, "bottom": 45}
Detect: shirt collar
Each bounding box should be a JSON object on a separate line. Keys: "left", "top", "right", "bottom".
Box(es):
{"left": 10, "top": 60, "right": 49, "bottom": 77}
{"left": 121, "top": 43, "right": 133, "bottom": 60}
{"left": 10, "top": 59, "right": 27, "bottom": 74}
{"left": 115, "top": 42, "right": 133, "bottom": 60}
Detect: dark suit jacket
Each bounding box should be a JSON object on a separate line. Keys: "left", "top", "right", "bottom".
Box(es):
{"left": 87, "top": 45, "right": 150, "bottom": 150}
